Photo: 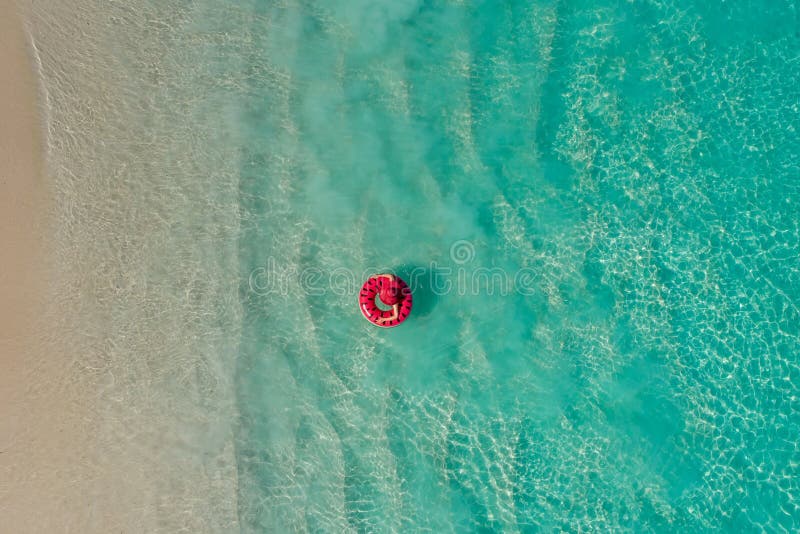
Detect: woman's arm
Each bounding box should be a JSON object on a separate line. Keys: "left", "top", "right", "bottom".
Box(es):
{"left": 377, "top": 303, "right": 400, "bottom": 325}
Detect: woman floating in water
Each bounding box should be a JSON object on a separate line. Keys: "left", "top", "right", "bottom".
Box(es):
{"left": 359, "top": 273, "right": 413, "bottom": 328}
{"left": 375, "top": 274, "right": 401, "bottom": 325}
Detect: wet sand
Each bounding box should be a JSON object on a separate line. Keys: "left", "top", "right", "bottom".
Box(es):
{"left": 0, "top": 1, "right": 93, "bottom": 530}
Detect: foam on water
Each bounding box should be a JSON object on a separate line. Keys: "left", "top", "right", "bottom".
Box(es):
{"left": 25, "top": 0, "right": 800, "bottom": 531}
{"left": 25, "top": 0, "right": 255, "bottom": 529}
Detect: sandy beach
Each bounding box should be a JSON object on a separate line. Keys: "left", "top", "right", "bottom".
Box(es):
{"left": 0, "top": 1, "right": 93, "bottom": 529}
{"left": 0, "top": 3, "right": 44, "bottom": 334}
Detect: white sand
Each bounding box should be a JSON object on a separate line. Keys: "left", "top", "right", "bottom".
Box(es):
{"left": 1, "top": 2, "right": 243, "bottom": 529}
{"left": 0, "top": 1, "right": 95, "bottom": 530}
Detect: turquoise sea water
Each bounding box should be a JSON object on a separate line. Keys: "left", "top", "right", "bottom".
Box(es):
{"left": 30, "top": 0, "right": 799, "bottom": 531}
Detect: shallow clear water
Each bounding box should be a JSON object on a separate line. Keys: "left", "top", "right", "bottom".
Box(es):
{"left": 30, "top": 0, "right": 800, "bottom": 531}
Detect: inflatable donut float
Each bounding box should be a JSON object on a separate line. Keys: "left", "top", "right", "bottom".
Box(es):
{"left": 359, "top": 274, "right": 412, "bottom": 328}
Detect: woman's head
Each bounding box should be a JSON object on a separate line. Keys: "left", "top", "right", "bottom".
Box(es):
{"left": 379, "top": 278, "right": 402, "bottom": 305}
